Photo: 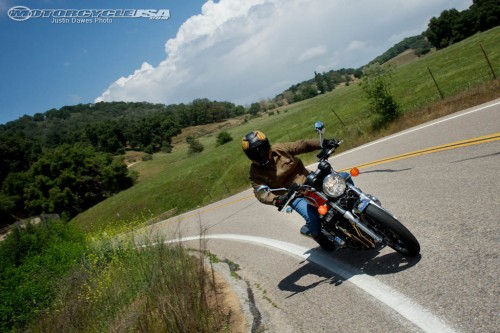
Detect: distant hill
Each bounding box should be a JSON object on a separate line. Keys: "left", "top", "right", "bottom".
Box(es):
{"left": 368, "top": 34, "right": 433, "bottom": 66}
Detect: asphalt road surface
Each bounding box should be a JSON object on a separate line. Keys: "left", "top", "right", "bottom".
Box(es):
{"left": 133, "top": 98, "right": 500, "bottom": 333}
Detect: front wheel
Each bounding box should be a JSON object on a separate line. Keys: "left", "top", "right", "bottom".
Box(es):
{"left": 362, "top": 204, "right": 420, "bottom": 257}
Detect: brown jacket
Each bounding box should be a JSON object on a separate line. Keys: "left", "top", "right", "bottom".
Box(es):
{"left": 249, "top": 139, "right": 321, "bottom": 205}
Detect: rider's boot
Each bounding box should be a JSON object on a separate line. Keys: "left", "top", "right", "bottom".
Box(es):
{"left": 300, "top": 225, "right": 315, "bottom": 237}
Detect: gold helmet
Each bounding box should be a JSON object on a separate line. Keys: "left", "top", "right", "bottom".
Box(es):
{"left": 242, "top": 131, "right": 270, "bottom": 165}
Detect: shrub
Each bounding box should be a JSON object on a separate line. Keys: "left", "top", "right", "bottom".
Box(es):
{"left": 361, "top": 63, "right": 400, "bottom": 127}
{"left": 216, "top": 131, "right": 233, "bottom": 146}
{"left": 142, "top": 154, "right": 153, "bottom": 161}
{"left": 143, "top": 145, "right": 155, "bottom": 154}
{"left": 162, "top": 141, "right": 173, "bottom": 153}
{"left": 187, "top": 137, "right": 204, "bottom": 155}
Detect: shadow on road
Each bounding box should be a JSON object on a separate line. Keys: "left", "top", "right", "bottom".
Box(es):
{"left": 278, "top": 246, "right": 421, "bottom": 297}
{"left": 361, "top": 167, "right": 412, "bottom": 174}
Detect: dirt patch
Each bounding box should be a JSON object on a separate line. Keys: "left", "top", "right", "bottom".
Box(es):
{"left": 385, "top": 49, "right": 420, "bottom": 67}
{"left": 211, "top": 262, "right": 252, "bottom": 333}
{"left": 123, "top": 151, "right": 146, "bottom": 167}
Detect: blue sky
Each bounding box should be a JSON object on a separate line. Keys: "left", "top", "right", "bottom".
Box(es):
{"left": 0, "top": 0, "right": 472, "bottom": 125}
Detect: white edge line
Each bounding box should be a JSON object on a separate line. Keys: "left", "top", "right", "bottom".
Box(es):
{"left": 161, "top": 234, "right": 459, "bottom": 333}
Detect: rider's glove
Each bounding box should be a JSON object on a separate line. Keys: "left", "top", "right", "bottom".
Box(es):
{"left": 274, "top": 195, "right": 288, "bottom": 209}
{"left": 322, "top": 139, "right": 339, "bottom": 150}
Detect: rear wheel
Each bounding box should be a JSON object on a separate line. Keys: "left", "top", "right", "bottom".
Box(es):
{"left": 362, "top": 204, "right": 420, "bottom": 257}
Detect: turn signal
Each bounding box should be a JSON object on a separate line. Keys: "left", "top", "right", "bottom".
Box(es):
{"left": 318, "top": 205, "right": 328, "bottom": 215}
{"left": 350, "top": 167, "right": 360, "bottom": 177}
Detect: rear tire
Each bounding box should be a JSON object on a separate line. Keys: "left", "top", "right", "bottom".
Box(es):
{"left": 362, "top": 204, "right": 420, "bottom": 257}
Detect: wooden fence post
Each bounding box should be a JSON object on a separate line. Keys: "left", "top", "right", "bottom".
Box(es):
{"left": 480, "top": 43, "right": 497, "bottom": 80}
{"left": 427, "top": 66, "right": 444, "bottom": 100}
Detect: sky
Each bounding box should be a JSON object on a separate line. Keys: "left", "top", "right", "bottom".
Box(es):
{"left": 0, "top": 0, "right": 473, "bottom": 125}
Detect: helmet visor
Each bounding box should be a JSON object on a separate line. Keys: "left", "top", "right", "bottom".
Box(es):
{"left": 253, "top": 144, "right": 270, "bottom": 165}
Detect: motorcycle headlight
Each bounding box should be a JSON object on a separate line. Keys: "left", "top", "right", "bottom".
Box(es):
{"left": 322, "top": 173, "right": 346, "bottom": 198}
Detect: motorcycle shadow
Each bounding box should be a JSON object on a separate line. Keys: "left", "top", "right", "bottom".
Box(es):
{"left": 278, "top": 246, "right": 421, "bottom": 296}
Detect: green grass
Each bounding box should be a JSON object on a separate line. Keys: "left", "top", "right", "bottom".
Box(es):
{"left": 73, "top": 27, "right": 500, "bottom": 232}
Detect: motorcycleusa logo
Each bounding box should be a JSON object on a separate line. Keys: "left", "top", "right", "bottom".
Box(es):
{"left": 7, "top": 6, "right": 170, "bottom": 24}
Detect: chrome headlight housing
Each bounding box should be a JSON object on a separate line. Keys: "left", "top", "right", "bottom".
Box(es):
{"left": 322, "top": 172, "right": 346, "bottom": 198}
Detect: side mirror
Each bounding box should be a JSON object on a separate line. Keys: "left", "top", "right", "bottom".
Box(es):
{"left": 315, "top": 121, "right": 325, "bottom": 147}
{"left": 314, "top": 121, "right": 325, "bottom": 134}
{"left": 255, "top": 185, "right": 271, "bottom": 201}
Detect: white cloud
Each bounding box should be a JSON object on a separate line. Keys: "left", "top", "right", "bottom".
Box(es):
{"left": 96, "top": 0, "right": 473, "bottom": 105}
{"left": 298, "top": 45, "right": 328, "bottom": 64}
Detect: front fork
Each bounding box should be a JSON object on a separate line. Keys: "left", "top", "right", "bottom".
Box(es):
{"left": 330, "top": 183, "right": 384, "bottom": 243}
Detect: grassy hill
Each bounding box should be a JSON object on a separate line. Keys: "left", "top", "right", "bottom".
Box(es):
{"left": 73, "top": 26, "right": 500, "bottom": 233}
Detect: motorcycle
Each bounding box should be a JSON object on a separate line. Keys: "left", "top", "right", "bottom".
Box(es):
{"left": 255, "top": 121, "right": 420, "bottom": 257}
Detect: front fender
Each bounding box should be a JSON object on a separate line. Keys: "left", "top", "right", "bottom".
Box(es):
{"left": 355, "top": 195, "right": 372, "bottom": 213}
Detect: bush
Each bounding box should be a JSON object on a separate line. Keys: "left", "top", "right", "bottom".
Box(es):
{"left": 142, "top": 154, "right": 153, "bottom": 161}
{"left": 187, "top": 137, "right": 204, "bottom": 155}
{"left": 216, "top": 131, "right": 233, "bottom": 146}
{"left": 143, "top": 145, "right": 155, "bottom": 154}
{"left": 162, "top": 141, "right": 173, "bottom": 153}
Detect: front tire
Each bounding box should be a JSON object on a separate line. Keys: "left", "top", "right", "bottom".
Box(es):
{"left": 362, "top": 204, "right": 420, "bottom": 257}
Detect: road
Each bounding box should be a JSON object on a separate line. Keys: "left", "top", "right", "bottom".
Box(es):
{"left": 133, "top": 98, "right": 500, "bottom": 333}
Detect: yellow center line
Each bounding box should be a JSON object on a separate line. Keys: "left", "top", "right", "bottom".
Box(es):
{"left": 340, "top": 132, "right": 500, "bottom": 171}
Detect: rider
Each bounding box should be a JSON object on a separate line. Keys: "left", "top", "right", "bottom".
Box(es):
{"left": 242, "top": 130, "right": 339, "bottom": 247}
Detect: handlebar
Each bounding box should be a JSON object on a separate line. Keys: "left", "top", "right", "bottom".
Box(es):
{"left": 318, "top": 139, "right": 343, "bottom": 160}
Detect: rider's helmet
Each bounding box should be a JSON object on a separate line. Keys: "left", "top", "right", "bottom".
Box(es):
{"left": 242, "top": 130, "right": 271, "bottom": 165}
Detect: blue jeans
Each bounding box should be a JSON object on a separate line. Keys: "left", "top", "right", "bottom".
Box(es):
{"left": 290, "top": 172, "right": 353, "bottom": 236}
{"left": 290, "top": 197, "right": 322, "bottom": 236}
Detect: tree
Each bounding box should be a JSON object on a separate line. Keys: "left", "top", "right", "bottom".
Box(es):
{"left": 314, "top": 71, "right": 326, "bottom": 94}
{"left": 248, "top": 103, "right": 261, "bottom": 116}
{"left": 425, "top": 1, "right": 500, "bottom": 50}
{"left": 426, "top": 9, "right": 463, "bottom": 49}
{"left": 19, "top": 144, "right": 134, "bottom": 219}
{"left": 471, "top": 0, "right": 500, "bottom": 32}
